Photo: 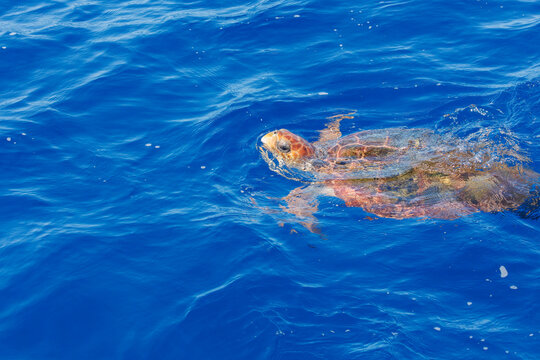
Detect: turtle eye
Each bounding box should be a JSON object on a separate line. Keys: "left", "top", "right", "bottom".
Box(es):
{"left": 277, "top": 140, "right": 291, "bottom": 153}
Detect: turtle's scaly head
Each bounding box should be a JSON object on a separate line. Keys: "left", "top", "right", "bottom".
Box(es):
{"left": 261, "top": 129, "right": 315, "bottom": 163}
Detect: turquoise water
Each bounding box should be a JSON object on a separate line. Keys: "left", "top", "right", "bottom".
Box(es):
{"left": 1, "top": 1, "right": 539, "bottom": 359}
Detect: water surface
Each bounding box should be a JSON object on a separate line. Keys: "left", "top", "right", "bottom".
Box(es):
{"left": 1, "top": 1, "right": 539, "bottom": 359}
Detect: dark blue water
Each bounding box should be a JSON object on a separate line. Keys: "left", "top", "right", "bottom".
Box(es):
{"left": 1, "top": 1, "right": 539, "bottom": 359}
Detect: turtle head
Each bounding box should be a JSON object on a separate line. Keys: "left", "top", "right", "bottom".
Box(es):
{"left": 261, "top": 129, "right": 315, "bottom": 164}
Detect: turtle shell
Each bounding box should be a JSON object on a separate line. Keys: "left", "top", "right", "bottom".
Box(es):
{"left": 328, "top": 172, "right": 474, "bottom": 220}
{"left": 328, "top": 165, "right": 535, "bottom": 219}
{"left": 306, "top": 128, "right": 453, "bottom": 180}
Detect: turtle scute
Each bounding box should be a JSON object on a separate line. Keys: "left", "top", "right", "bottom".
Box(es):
{"left": 306, "top": 128, "right": 448, "bottom": 180}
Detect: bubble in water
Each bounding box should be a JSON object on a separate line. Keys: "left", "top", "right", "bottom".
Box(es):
{"left": 499, "top": 265, "right": 508, "bottom": 278}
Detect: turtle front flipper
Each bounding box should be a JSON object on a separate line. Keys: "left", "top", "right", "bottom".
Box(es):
{"left": 314, "top": 111, "right": 356, "bottom": 146}
{"left": 281, "top": 184, "right": 334, "bottom": 236}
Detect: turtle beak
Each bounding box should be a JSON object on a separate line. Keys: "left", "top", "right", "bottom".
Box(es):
{"left": 261, "top": 132, "right": 276, "bottom": 149}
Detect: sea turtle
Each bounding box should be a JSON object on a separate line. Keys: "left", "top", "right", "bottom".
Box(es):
{"left": 259, "top": 114, "right": 538, "bottom": 233}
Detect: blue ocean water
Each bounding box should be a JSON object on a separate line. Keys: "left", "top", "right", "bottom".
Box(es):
{"left": 1, "top": 0, "right": 539, "bottom": 358}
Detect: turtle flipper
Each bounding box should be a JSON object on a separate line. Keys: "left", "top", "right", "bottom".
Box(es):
{"left": 281, "top": 184, "right": 334, "bottom": 236}
{"left": 516, "top": 186, "right": 540, "bottom": 219}
{"left": 314, "top": 112, "right": 356, "bottom": 145}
